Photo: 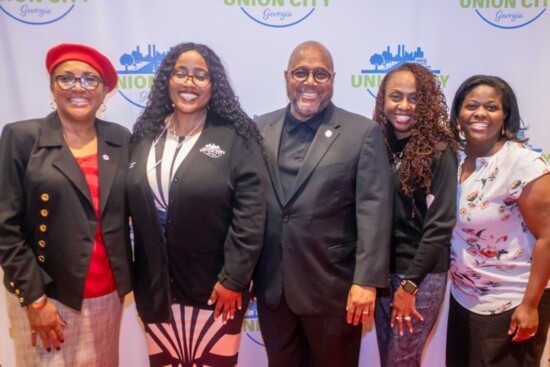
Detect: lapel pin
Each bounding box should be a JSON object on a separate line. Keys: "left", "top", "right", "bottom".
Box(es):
{"left": 102, "top": 154, "right": 110, "bottom": 161}
{"left": 325, "top": 130, "right": 333, "bottom": 138}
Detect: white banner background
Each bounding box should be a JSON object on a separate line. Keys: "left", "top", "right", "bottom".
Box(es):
{"left": 1, "top": 1, "right": 549, "bottom": 366}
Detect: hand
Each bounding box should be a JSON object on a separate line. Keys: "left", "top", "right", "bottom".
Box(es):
{"left": 26, "top": 299, "right": 67, "bottom": 351}
{"left": 207, "top": 282, "right": 242, "bottom": 324}
{"left": 346, "top": 284, "right": 376, "bottom": 326}
{"left": 508, "top": 303, "right": 538, "bottom": 342}
{"left": 390, "top": 287, "right": 423, "bottom": 336}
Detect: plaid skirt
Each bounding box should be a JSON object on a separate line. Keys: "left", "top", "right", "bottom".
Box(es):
{"left": 6, "top": 290, "right": 123, "bottom": 367}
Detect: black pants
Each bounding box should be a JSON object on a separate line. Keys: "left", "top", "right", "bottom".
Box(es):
{"left": 446, "top": 289, "right": 550, "bottom": 367}
{"left": 257, "top": 295, "right": 362, "bottom": 367}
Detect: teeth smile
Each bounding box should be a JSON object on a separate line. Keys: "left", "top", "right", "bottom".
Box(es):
{"left": 70, "top": 98, "right": 88, "bottom": 103}
{"left": 179, "top": 92, "right": 198, "bottom": 101}
{"left": 470, "top": 122, "right": 488, "bottom": 128}
{"left": 395, "top": 115, "right": 411, "bottom": 123}
{"left": 301, "top": 92, "right": 319, "bottom": 99}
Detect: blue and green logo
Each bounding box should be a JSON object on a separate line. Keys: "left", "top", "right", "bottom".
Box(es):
{"left": 461, "top": 0, "right": 548, "bottom": 29}
{"left": 116, "top": 44, "right": 168, "bottom": 109}
{"left": 0, "top": 0, "right": 87, "bottom": 25}
{"left": 352, "top": 45, "right": 450, "bottom": 99}
{"left": 242, "top": 301, "right": 264, "bottom": 347}
{"left": 224, "top": 0, "right": 329, "bottom": 28}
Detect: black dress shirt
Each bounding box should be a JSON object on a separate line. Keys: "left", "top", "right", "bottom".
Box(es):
{"left": 278, "top": 108, "right": 325, "bottom": 199}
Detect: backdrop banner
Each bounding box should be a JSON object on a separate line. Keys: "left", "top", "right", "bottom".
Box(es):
{"left": 1, "top": 1, "right": 549, "bottom": 366}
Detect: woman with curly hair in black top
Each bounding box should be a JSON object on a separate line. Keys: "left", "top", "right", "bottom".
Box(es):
{"left": 128, "top": 42, "right": 267, "bottom": 366}
{"left": 372, "top": 63, "right": 458, "bottom": 367}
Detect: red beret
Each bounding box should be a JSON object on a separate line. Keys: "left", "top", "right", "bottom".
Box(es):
{"left": 46, "top": 43, "right": 118, "bottom": 92}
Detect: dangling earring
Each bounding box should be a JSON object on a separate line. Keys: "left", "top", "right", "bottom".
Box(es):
{"left": 457, "top": 124, "right": 466, "bottom": 141}
{"left": 501, "top": 124, "right": 505, "bottom": 136}
{"left": 50, "top": 97, "right": 57, "bottom": 110}
{"left": 99, "top": 103, "right": 107, "bottom": 113}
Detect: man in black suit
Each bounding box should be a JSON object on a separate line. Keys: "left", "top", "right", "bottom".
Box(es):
{"left": 253, "top": 41, "right": 392, "bottom": 367}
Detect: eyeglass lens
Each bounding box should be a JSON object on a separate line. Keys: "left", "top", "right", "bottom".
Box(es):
{"left": 291, "top": 69, "right": 332, "bottom": 83}
{"left": 171, "top": 70, "right": 210, "bottom": 87}
{"left": 55, "top": 75, "right": 100, "bottom": 90}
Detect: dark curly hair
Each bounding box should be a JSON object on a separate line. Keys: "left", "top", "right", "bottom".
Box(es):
{"left": 373, "top": 63, "right": 457, "bottom": 197}
{"left": 132, "top": 42, "right": 263, "bottom": 150}
{"left": 449, "top": 74, "right": 527, "bottom": 148}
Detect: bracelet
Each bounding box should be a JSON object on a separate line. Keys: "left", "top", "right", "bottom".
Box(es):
{"left": 30, "top": 295, "right": 47, "bottom": 310}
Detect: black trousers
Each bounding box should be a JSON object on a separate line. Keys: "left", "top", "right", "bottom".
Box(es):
{"left": 257, "top": 295, "right": 362, "bottom": 367}
{"left": 446, "top": 289, "right": 550, "bottom": 367}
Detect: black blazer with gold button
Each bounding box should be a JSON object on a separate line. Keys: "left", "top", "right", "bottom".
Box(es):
{"left": 0, "top": 112, "right": 133, "bottom": 310}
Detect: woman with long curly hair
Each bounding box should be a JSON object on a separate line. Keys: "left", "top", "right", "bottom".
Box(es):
{"left": 372, "top": 63, "right": 458, "bottom": 366}
{"left": 128, "top": 42, "right": 267, "bottom": 366}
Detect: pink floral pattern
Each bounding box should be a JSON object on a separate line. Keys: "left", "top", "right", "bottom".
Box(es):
{"left": 451, "top": 141, "right": 550, "bottom": 315}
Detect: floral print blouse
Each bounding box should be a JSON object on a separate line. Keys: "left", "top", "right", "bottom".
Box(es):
{"left": 450, "top": 141, "right": 550, "bottom": 315}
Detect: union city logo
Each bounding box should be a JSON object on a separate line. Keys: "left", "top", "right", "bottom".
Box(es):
{"left": 351, "top": 45, "right": 450, "bottom": 99}
{"left": 0, "top": 0, "right": 87, "bottom": 25}
{"left": 460, "top": 0, "right": 548, "bottom": 29}
{"left": 223, "top": 0, "right": 329, "bottom": 28}
{"left": 117, "top": 44, "right": 168, "bottom": 109}
{"left": 242, "top": 300, "right": 264, "bottom": 347}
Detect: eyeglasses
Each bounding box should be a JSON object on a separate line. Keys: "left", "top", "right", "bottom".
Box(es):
{"left": 290, "top": 68, "right": 333, "bottom": 84}
{"left": 53, "top": 75, "right": 102, "bottom": 90}
{"left": 170, "top": 70, "right": 211, "bottom": 87}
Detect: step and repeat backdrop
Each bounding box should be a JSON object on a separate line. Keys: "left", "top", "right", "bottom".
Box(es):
{"left": 1, "top": 1, "right": 549, "bottom": 366}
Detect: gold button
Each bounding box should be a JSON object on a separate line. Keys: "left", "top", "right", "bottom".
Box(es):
{"left": 15, "top": 289, "right": 20, "bottom": 295}
{"left": 40, "top": 193, "right": 49, "bottom": 201}
{"left": 40, "top": 209, "right": 48, "bottom": 217}
{"left": 39, "top": 225, "right": 47, "bottom": 232}
{"left": 37, "top": 255, "right": 45, "bottom": 263}
{"left": 19, "top": 297, "right": 24, "bottom": 303}
{"left": 10, "top": 282, "right": 14, "bottom": 288}
{"left": 38, "top": 240, "right": 46, "bottom": 248}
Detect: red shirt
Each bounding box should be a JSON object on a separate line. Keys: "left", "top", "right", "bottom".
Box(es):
{"left": 75, "top": 154, "right": 117, "bottom": 298}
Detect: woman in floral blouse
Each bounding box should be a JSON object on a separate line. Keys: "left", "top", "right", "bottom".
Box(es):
{"left": 447, "top": 75, "right": 550, "bottom": 367}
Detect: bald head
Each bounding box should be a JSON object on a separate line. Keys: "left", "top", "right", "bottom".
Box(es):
{"left": 285, "top": 41, "right": 335, "bottom": 121}
{"left": 287, "top": 41, "right": 334, "bottom": 72}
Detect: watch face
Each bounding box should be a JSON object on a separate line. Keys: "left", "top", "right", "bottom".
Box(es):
{"left": 402, "top": 280, "right": 418, "bottom": 294}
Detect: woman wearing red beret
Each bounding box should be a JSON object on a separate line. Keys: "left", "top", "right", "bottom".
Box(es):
{"left": 0, "top": 43, "right": 132, "bottom": 366}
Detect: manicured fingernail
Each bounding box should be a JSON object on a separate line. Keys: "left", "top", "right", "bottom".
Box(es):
{"left": 60, "top": 339, "right": 64, "bottom": 343}
{"left": 56, "top": 347, "right": 60, "bottom": 351}
{"left": 47, "top": 348, "right": 51, "bottom": 352}
{"left": 399, "top": 331, "right": 403, "bottom": 337}
{"left": 207, "top": 300, "right": 213, "bottom": 306}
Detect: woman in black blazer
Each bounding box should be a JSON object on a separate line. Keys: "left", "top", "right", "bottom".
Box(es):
{"left": 128, "top": 42, "right": 267, "bottom": 367}
{"left": 0, "top": 44, "right": 132, "bottom": 366}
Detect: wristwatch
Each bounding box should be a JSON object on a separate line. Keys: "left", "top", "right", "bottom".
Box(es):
{"left": 29, "top": 294, "right": 47, "bottom": 310}
{"left": 400, "top": 279, "right": 419, "bottom": 295}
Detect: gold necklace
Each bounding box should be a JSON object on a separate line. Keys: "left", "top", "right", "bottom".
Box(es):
{"left": 167, "top": 112, "right": 206, "bottom": 137}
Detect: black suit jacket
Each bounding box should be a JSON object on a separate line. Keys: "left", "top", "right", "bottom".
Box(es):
{"left": 128, "top": 114, "right": 267, "bottom": 324}
{"left": 0, "top": 112, "right": 133, "bottom": 310}
{"left": 253, "top": 103, "right": 392, "bottom": 316}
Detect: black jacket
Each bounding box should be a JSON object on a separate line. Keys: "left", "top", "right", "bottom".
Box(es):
{"left": 0, "top": 112, "right": 133, "bottom": 310}
{"left": 128, "top": 114, "right": 267, "bottom": 323}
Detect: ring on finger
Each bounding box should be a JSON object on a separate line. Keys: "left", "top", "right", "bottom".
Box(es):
{"left": 529, "top": 333, "right": 536, "bottom": 337}
{"left": 31, "top": 331, "right": 37, "bottom": 335}
{"left": 404, "top": 316, "right": 412, "bottom": 321}
{"left": 395, "top": 316, "right": 402, "bottom": 320}
{"left": 362, "top": 311, "right": 368, "bottom": 315}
